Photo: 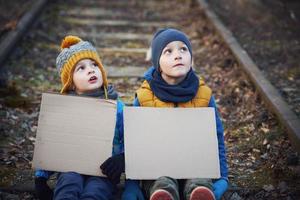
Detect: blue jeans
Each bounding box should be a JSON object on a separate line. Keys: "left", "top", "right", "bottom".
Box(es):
{"left": 54, "top": 172, "right": 114, "bottom": 200}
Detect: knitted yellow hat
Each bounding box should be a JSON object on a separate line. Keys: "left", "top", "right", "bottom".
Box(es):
{"left": 56, "top": 35, "right": 108, "bottom": 94}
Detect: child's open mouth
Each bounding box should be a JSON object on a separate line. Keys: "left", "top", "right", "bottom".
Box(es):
{"left": 88, "top": 76, "right": 98, "bottom": 83}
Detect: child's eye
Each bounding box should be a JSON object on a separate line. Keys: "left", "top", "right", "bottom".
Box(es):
{"left": 76, "top": 66, "right": 85, "bottom": 71}
{"left": 92, "top": 63, "right": 98, "bottom": 67}
{"left": 180, "top": 47, "right": 188, "bottom": 52}
{"left": 164, "top": 49, "right": 172, "bottom": 54}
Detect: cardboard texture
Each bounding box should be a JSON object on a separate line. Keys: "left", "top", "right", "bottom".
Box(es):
{"left": 124, "top": 107, "right": 220, "bottom": 179}
{"left": 32, "top": 93, "right": 116, "bottom": 176}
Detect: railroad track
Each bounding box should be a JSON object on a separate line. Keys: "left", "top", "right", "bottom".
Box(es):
{"left": 0, "top": 0, "right": 299, "bottom": 199}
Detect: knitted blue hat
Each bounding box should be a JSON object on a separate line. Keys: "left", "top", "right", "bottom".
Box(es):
{"left": 151, "top": 28, "right": 192, "bottom": 69}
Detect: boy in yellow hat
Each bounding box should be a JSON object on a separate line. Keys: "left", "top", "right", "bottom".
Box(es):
{"left": 133, "top": 29, "right": 228, "bottom": 200}
{"left": 34, "top": 36, "right": 144, "bottom": 200}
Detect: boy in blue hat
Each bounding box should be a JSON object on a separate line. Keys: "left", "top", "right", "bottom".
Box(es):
{"left": 34, "top": 35, "right": 144, "bottom": 200}
{"left": 133, "top": 29, "right": 228, "bottom": 200}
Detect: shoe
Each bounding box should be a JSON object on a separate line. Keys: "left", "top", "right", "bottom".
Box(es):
{"left": 189, "top": 186, "right": 215, "bottom": 200}
{"left": 150, "top": 189, "right": 174, "bottom": 200}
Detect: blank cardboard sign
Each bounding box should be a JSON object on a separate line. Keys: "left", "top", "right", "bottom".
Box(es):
{"left": 32, "top": 93, "right": 116, "bottom": 176}
{"left": 124, "top": 107, "right": 220, "bottom": 179}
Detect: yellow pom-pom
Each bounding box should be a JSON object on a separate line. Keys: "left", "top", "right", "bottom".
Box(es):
{"left": 61, "top": 35, "right": 82, "bottom": 49}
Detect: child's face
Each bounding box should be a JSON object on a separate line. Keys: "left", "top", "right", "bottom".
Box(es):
{"left": 159, "top": 41, "right": 192, "bottom": 84}
{"left": 72, "top": 59, "right": 103, "bottom": 94}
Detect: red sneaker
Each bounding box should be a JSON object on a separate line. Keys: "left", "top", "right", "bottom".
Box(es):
{"left": 150, "top": 189, "right": 174, "bottom": 200}
{"left": 189, "top": 186, "right": 215, "bottom": 200}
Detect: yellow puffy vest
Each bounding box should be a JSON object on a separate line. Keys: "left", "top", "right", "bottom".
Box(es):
{"left": 136, "top": 79, "right": 212, "bottom": 107}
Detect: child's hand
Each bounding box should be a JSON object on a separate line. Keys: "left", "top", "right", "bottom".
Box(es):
{"left": 122, "top": 180, "right": 145, "bottom": 200}
{"left": 212, "top": 179, "right": 228, "bottom": 200}
{"left": 34, "top": 177, "right": 53, "bottom": 200}
{"left": 100, "top": 153, "right": 125, "bottom": 184}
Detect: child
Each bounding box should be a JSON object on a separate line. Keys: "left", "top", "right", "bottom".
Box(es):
{"left": 34, "top": 35, "right": 144, "bottom": 200}
{"left": 133, "top": 29, "right": 228, "bottom": 200}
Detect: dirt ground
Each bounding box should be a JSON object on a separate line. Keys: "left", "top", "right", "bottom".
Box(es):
{"left": 207, "top": 0, "right": 300, "bottom": 117}
{"left": 0, "top": 0, "right": 35, "bottom": 41}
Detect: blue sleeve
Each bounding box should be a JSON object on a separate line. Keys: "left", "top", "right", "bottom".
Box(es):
{"left": 112, "top": 99, "right": 125, "bottom": 155}
{"left": 132, "top": 97, "right": 140, "bottom": 107}
{"left": 115, "top": 97, "right": 138, "bottom": 155}
{"left": 208, "top": 96, "right": 228, "bottom": 181}
{"left": 35, "top": 169, "right": 54, "bottom": 179}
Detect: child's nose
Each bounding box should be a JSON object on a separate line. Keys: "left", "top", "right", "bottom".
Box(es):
{"left": 87, "top": 66, "right": 95, "bottom": 74}
{"left": 174, "top": 50, "right": 182, "bottom": 60}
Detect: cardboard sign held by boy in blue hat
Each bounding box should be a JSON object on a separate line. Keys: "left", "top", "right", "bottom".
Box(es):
{"left": 133, "top": 28, "right": 229, "bottom": 200}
